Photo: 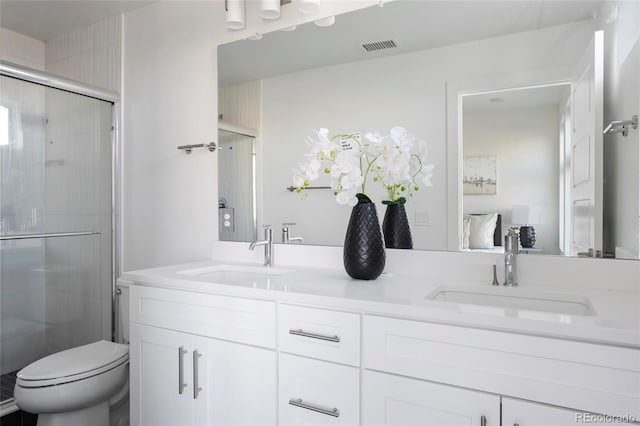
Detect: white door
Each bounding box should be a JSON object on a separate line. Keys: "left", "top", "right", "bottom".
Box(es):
{"left": 130, "top": 324, "right": 194, "bottom": 426}
{"left": 502, "top": 397, "right": 631, "bottom": 426}
{"left": 193, "top": 336, "right": 276, "bottom": 426}
{"left": 362, "top": 370, "right": 500, "bottom": 426}
{"left": 570, "top": 30, "right": 604, "bottom": 256}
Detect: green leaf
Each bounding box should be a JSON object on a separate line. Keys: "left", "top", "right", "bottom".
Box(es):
{"left": 355, "top": 193, "right": 372, "bottom": 203}
{"left": 382, "top": 197, "right": 407, "bottom": 205}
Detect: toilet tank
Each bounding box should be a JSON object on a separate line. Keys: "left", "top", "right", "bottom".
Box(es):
{"left": 115, "top": 280, "right": 131, "bottom": 344}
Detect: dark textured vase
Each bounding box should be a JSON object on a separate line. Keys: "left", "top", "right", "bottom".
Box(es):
{"left": 343, "top": 194, "right": 386, "bottom": 280}
{"left": 519, "top": 225, "right": 536, "bottom": 248}
{"left": 382, "top": 202, "right": 413, "bottom": 249}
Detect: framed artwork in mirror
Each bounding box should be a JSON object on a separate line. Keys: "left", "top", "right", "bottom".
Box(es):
{"left": 463, "top": 156, "right": 497, "bottom": 195}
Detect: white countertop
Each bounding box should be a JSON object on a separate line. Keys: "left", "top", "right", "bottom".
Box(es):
{"left": 122, "top": 259, "right": 640, "bottom": 349}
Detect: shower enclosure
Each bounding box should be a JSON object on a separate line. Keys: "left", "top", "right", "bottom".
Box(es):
{"left": 0, "top": 62, "right": 116, "bottom": 410}
{"left": 218, "top": 124, "right": 257, "bottom": 242}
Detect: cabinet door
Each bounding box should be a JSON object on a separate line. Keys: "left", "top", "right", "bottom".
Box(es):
{"left": 362, "top": 370, "right": 499, "bottom": 426}
{"left": 193, "top": 336, "right": 276, "bottom": 426}
{"left": 502, "top": 398, "right": 633, "bottom": 426}
{"left": 130, "top": 323, "right": 194, "bottom": 426}
{"left": 279, "top": 353, "right": 360, "bottom": 426}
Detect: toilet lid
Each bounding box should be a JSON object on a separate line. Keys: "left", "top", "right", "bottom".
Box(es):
{"left": 17, "top": 340, "right": 129, "bottom": 386}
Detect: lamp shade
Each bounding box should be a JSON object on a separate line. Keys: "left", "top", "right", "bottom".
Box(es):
{"left": 294, "top": 0, "right": 320, "bottom": 14}
{"left": 226, "top": 0, "right": 245, "bottom": 30}
{"left": 511, "top": 205, "right": 542, "bottom": 225}
{"left": 260, "top": 0, "right": 281, "bottom": 20}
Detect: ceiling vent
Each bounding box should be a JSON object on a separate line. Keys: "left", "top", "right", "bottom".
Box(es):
{"left": 362, "top": 40, "right": 398, "bottom": 52}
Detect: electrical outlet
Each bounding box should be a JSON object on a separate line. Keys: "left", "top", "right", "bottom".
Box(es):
{"left": 414, "top": 211, "right": 430, "bottom": 227}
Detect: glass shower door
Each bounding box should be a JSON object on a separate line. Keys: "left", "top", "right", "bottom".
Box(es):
{"left": 0, "top": 75, "right": 113, "bottom": 405}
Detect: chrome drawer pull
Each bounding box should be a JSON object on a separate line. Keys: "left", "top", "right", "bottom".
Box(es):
{"left": 288, "top": 398, "right": 340, "bottom": 418}
{"left": 481, "top": 415, "right": 487, "bottom": 426}
{"left": 193, "top": 350, "right": 202, "bottom": 399}
{"left": 178, "top": 346, "right": 188, "bottom": 395}
{"left": 288, "top": 329, "right": 340, "bottom": 343}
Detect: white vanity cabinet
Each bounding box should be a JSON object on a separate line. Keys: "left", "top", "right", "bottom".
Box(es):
{"left": 363, "top": 370, "right": 499, "bottom": 426}
{"left": 127, "top": 274, "right": 639, "bottom": 426}
{"left": 130, "top": 285, "right": 277, "bottom": 426}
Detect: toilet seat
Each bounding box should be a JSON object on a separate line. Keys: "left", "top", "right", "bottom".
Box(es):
{"left": 16, "top": 340, "right": 129, "bottom": 388}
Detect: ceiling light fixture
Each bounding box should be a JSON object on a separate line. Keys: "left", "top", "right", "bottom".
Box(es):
{"left": 226, "top": 0, "right": 246, "bottom": 30}
{"left": 294, "top": 0, "right": 320, "bottom": 14}
{"left": 314, "top": 16, "right": 335, "bottom": 27}
{"left": 260, "top": 0, "right": 281, "bottom": 20}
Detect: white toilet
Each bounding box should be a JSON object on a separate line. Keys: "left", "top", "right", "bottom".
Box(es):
{"left": 14, "top": 340, "right": 129, "bottom": 426}
{"left": 13, "top": 284, "right": 130, "bottom": 426}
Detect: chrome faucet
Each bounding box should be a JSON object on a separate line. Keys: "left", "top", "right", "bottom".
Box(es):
{"left": 504, "top": 227, "right": 519, "bottom": 286}
{"left": 282, "top": 223, "right": 303, "bottom": 244}
{"left": 249, "top": 226, "right": 274, "bottom": 267}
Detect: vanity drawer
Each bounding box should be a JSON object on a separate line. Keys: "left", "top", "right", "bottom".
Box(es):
{"left": 363, "top": 315, "right": 640, "bottom": 418}
{"left": 130, "top": 285, "right": 275, "bottom": 348}
{"left": 278, "top": 304, "right": 360, "bottom": 366}
{"left": 279, "top": 353, "right": 359, "bottom": 426}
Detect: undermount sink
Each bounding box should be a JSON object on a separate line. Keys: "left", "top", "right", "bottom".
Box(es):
{"left": 177, "top": 264, "right": 292, "bottom": 282}
{"left": 426, "top": 286, "right": 596, "bottom": 316}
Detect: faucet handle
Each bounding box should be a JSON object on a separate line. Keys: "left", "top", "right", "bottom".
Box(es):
{"left": 491, "top": 264, "right": 500, "bottom": 286}
{"left": 282, "top": 222, "right": 296, "bottom": 226}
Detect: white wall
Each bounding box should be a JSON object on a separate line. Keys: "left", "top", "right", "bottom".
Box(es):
{"left": 121, "top": 0, "right": 376, "bottom": 271}
{"left": 602, "top": 1, "right": 640, "bottom": 259}
{"left": 463, "top": 106, "right": 561, "bottom": 254}
{"left": 0, "top": 27, "right": 44, "bottom": 70}
{"left": 120, "top": 0, "right": 640, "bottom": 288}
{"left": 259, "top": 21, "right": 592, "bottom": 250}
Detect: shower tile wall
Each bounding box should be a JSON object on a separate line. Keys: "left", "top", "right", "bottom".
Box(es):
{"left": 0, "top": 27, "right": 45, "bottom": 70}
{"left": 45, "top": 15, "right": 122, "bottom": 93}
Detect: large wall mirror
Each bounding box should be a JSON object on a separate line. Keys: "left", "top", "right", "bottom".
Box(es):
{"left": 217, "top": 0, "right": 640, "bottom": 260}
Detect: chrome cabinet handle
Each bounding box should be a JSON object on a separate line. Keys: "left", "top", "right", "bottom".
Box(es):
{"left": 178, "top": 346, "right": 188, "bottom": 395}
{"left": 288, "top": 329, "right": 340, "bottom": 343}
{"left": 481, "top": 415, "right": 487, "bottom": 426}
{"left": 193, "top": 350, "right": 202, "bottom": 399}
{"left": 288, "top": 398, "right": 340, "bottom": 418}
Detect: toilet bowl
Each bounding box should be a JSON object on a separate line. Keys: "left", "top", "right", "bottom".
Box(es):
{"left": 14, "top": 340, "right": 129, "bottom": 426}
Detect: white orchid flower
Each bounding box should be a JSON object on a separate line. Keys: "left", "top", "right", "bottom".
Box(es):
{"left": 421, "top": 164, "right": 435, "bottom": 187}
{"left": 295, "top": 127, "right": 433, "bottom": 205}
{"left": 293, "top": 169, "right": 306, "bottom": 187}
{"left": 340, "top": 169, "right": 364, "bottom": 190}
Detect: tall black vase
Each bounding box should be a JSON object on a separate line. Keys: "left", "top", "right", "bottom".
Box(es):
{"left": 343, "top": 194, "right": 386, "bottom": 280}
{"left": 382, "top": 202, "right": 413, "bottom": 249}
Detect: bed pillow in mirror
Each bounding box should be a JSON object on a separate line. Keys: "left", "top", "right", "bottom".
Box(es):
{"left": 462, "top": 216, "right": 471, "bottom": 249}
{"left": 469, "top": 213, "right": 498, "bottom": 249}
